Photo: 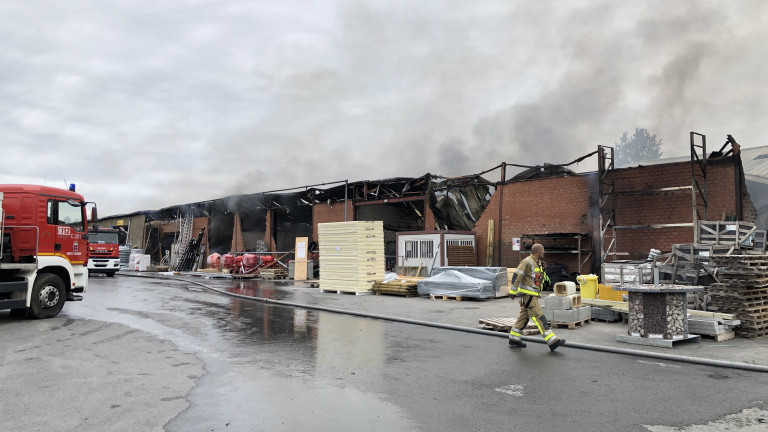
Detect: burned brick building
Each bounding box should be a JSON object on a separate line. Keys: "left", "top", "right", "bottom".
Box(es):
{"left": 101, "top": 136, "right": 763, "bottom": 277}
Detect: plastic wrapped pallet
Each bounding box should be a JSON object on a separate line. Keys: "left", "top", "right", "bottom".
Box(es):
{"left": 318, "top": 221, "right": 385, "bottom": 293}
{"left": 417, "top": 270, "right": 495, "bottom": 299}
{"left": 431, "top": 267, "right": 507, "bottom": 293}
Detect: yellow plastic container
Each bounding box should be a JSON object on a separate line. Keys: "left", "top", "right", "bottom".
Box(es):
{"left": 597, "top": 284, "right": 627, "bottom": 301}
{"left": 576, "top": 274, "right": 599, "bottom": 299}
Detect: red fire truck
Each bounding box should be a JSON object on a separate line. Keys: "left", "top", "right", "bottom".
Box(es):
{"left": 0, "top": 184, "right": 96, "bottom": 318}
{"left": 87, "top": 228, "right": 121, "bottom": 277}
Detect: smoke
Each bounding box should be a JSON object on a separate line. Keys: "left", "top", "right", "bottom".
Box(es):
{"left": 1, "top": 1, "right": 767, "bottom": 215}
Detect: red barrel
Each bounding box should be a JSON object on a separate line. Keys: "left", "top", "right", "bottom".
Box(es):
{"left": 221, "top": 254, "right": 235, "bottom": 270}
{"left": 206, "top": 253, "right": 221, "bottom": 269}
{"left": 242, "top": 253, "right": 260, "bottom": 270}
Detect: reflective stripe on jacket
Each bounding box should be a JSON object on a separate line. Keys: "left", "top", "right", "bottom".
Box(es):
{"left": 509, "top": 255, "right": 542, "bottom": 296}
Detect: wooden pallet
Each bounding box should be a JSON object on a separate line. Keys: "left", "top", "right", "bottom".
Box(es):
{"left": 320, "top": 289, "right": 373, "bottom": 296}
{"left": 479, "top": 317, "right": 515, "bottom": 331}
{"left": 696, "top": 331, "right": 736, "bottom": 342}
{"left": 709, "top": 287, "right": 768, "bottom": 297}
{"left": 258, "top": 269, "right": 288, "bottom": 280}
{"left": 374, "top": 291, "right": 419, "bottom": 298}
{"left": 736, "top": 329, "right": 768, "bottom": 339}
{"left": 197, "top": 268, "right": 223, "bottom": 273}
{"left": 479, "top": 318, "right": 540, "bottom": 335}
{"left": 430, "top": 294, "right": 464, "bottom": 301}
{"left": 550, "top": 318, "right": 591, "bottom": 329}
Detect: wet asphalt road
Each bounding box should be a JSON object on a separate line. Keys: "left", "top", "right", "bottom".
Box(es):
{"left": 3, "top": 275, "right": 768, "bottom": 432}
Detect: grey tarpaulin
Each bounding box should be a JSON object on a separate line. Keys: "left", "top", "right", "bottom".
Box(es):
{"left": 417, "top": 270, "right": 495, "bottom": 298}
{"left": 431, "top": 266, "right": 507, "bottom": 293}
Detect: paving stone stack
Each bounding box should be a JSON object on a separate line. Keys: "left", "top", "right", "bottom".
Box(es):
{"left": 709, "top": 255, "right": 768, "bottom": 338}
{"left": 686, "top": 316, "right": 740, "bottom": 341}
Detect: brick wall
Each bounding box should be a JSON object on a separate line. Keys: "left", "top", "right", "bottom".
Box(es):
{"left": 472, "top": 156, "right": 752, "bottom": 271}
{"left": 424, "top": 204, "right": 437, "bottom": 230}
{"left": 312, "top": 202, "right": 354, "bottom": 242}
{"left": 473, "top": 174, "right": 594, "bottom": 270}
{"left": 612, "top": 158, "right": 739, "bottom": 257}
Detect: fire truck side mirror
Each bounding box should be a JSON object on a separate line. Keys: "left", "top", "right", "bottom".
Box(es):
{"left": 90, "top": 207, "right": 99, "bottom": 232}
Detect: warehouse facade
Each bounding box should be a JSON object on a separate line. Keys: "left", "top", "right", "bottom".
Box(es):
{"left": 100, "top": 143, "right": 757, "bottom": 275}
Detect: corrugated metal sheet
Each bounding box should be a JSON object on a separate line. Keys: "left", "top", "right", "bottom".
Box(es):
{"left": 741, "top": 146, "right": 768, "bottom": 183}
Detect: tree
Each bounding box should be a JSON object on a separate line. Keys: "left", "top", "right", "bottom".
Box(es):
{"left": 614, "top": 128, "right": 663, "bottom": 167}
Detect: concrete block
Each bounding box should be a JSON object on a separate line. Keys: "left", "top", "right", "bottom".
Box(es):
{"left": 554, "top": 281, "right": 577, "bottom": 296}
{"left": 578, "top": 305, "right": 592, "bottom": 321}
{"left": 544, "top": 295, "right": 572, "bottom": 310}
{"left": 567, "top": 294, "right": 582, "bottom": 308}
{"left": 542, "top": 305, "right": 556, "bottom": 321}
{"left": 591, "top": 307, "right": 622, "bottom": 322}
{"left": 553, "top": 309, "right": 579, "bottom": 322}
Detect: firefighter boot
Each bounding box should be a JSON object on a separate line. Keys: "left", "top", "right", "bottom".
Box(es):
{"left": 545, "top": 331, "right": 566, "bottom": 351}
{"left": 508, "top": 329, "right": 526, "bottom": 348}
{"left": 549, "top": 338, "right": 566, "bottom": 351}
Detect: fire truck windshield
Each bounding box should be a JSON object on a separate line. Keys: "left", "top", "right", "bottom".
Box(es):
{"left": 89, "top": 232, "right": 119, "bottom": 244}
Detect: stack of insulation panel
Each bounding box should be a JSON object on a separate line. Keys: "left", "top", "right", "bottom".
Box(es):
{"left": 318, "top": 221, "right": 385, "bottom": 294}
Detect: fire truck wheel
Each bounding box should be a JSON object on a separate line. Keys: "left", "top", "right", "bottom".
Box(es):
{"left": 29, "top": 273, "right": 66, "bottom": 319}
{"left": 106, "top": 272, "right": 116, "bottom": 278}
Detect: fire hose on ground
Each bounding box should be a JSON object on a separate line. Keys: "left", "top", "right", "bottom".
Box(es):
{"left": 120, "top": 273, "right": 768, "bottom": 374}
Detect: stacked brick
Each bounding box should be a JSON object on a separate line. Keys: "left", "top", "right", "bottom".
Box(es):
{"left": 709, "top": 255, "right": 768, "bottom": 338}
{"left": 543, "top": 282, "right": 591, "bottom": 328}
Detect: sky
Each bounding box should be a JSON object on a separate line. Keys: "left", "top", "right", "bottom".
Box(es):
{"left": 1, "top": 0, "right": 766, "bottom": 216}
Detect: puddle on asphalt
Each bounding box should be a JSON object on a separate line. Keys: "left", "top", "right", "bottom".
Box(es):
{"left": 69, "top": 277, "right": 419, "bottom": 430}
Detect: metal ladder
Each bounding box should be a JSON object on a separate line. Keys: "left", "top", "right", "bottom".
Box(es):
{"left": 172, "top": 213, "right": 194, "bottom": 270}
{"left": 176, "top": 227, "right": 205, "bottom": 272}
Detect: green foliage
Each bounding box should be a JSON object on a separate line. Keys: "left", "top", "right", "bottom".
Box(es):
{"left": 615, "top": 128, "right": 663, "bottom": 167}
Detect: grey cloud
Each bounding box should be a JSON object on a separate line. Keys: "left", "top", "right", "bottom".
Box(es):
{"left": 1, "top": 1, "right": 766, "bottom": 216}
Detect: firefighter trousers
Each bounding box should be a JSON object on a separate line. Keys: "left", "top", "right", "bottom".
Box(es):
{"left": 509, "top": 295, "right": 560, "bottom": 346}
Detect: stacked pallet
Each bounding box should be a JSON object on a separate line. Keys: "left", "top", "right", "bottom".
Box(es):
{"left": 709, "top": 255, "right": 768, "bottom": 338}
{"left": 318, "top": 221, "right": 385, "bottom": 294}
{"left": 654, "top": 221, "right": 766, "bottom": 287}
{"left": 371, "top": 279, "right": 419, "bottom": 297}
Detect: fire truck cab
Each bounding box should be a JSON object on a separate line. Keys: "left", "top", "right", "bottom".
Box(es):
{"left": 0, "top": 184, "right": 95, "bottom": 318}
{"left": 87, "top": 228, "right": 122, "bottom": 277}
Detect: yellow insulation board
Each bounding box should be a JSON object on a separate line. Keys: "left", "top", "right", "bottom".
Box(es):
{"left": 318, "top": 221, "right": 386, "bottom": 293}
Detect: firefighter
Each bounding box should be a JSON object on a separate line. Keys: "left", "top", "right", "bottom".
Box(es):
{"left": 508, "top": 243, "right": 566, "bottom": 351}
